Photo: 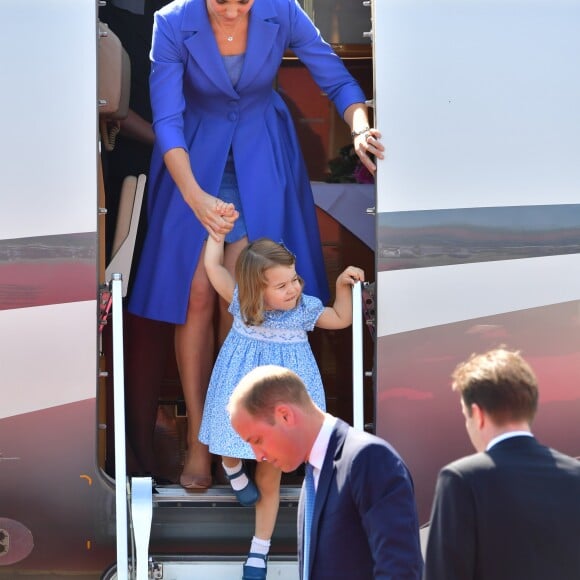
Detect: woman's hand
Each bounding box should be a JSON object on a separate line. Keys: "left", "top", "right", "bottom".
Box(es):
{"left": 343, "top": 104, "right": 385, "bottom": 176}
{"left": 354, "top": 128, "right": 384, "bottom": 175}
{"left": 162, "top": 148, "right": 238, "bottom": 241}
{"left": 188, "top": 191, "right": 239, "bottom": 242}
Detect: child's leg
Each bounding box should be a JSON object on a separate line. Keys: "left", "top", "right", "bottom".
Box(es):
{"left": 244, "top": 461, "right": 282, "bottom": 573}
{"left": 222, "top": 456, "right": 250, "bottom": 490}
{"left": 254, "top": 461, "right": 282, "bottom": 539}
{"left": 222, "top": 456, "right": 260, "bottom": 507}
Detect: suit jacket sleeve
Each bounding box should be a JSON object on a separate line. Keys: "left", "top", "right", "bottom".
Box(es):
{"left": 423, "top": 468, "right": 476, "bottom": 580}
{"left": 352, "top": 443, "right": 423, "bottom": 579}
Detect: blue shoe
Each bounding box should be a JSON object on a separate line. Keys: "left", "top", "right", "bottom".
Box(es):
{"left": 226, "top": 463, "right": 260, "bottom": 507}
{"left": 242, "top": 552, "right": 268, "bottom": 580}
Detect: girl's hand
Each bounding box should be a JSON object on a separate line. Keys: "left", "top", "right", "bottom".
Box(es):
{"left": 215, "top": 199, "right": 238, "bottom": 222}
{"left": 215, "top": 200, "right": 239, "bottom": 241}
{"left": 191, "top": 192, "right": 238, "bottom": 242}
{"left": 354, "top": 128, "right": 384, "bottom": 175}
{"left": 337, "top": 266, "right": 365, "bottom": 286}
{"left": 317, "top": 265, "right": 365, "bottom": 330}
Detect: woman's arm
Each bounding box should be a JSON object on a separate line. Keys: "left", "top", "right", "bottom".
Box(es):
{"left": 316, "top": 266, "right": 365, "bottom": 329}
{"left": 163, "top": 148, "right": 236, "bottom": 241}
{"left": 118, "top": 108, "right": 155, "bottom": 146}
{"left": 343, "top": 102, "right": 384, "bottom": 175}
{"left": 287, "top": 4, "right": 384, "bottom": 174}
{"left": 150, "top": 11, "right": 236, "bottom": 241}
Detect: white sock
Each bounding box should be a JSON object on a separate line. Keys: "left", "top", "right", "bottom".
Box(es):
{"left": 246, "top": 536, "right": 270, "bottom": 568}
{"left": 223, "top": 460, "right": 249, "bottom": 491}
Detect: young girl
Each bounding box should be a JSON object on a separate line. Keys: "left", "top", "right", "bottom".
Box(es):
{"left": 199, "top": 208, "right": 364, "bottom": 580}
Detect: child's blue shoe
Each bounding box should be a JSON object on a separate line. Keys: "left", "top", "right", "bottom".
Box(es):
{"left": 226, "top": 463, "right": 260, "bottom": 507}
{"left": 242, "top": 553, "right": 268, "bottom": 579}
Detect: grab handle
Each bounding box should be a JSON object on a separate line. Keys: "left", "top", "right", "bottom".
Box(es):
{"left": 352, "top": 281, "right": 364, "bottom": 431}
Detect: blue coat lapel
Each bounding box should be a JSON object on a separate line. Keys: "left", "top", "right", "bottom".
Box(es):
{"left": 237, "top": 0, "right": 280, "bottom": 91}
{"left": 179, "top": 0, "right": 280, "bottom": 99}
{"left": 181, "top": 0, "right": 239, "bottom": 99}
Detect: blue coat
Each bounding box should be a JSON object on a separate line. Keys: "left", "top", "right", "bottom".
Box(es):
{"left": 298, "top": 419, "right": 424, "bottom": 579}
{"left": 128, "top": 0, "right": 366, "bottom": 323}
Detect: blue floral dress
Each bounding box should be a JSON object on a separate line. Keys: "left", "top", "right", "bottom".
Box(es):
{"left": 199, "top": 287, "right": 327, "bottom": 458}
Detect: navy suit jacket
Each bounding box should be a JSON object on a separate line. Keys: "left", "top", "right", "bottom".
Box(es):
{"left": 298, "top": 419, "right": 423, "bottom": 579}
{"left": 424, "top": 435, "right": 580, "bottom": 580}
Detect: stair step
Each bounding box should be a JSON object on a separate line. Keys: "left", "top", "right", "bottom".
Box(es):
{"left": 104, "top": 556, "right": 299, "bottom": 580}
{"left": 152, "top": 484, "right": 301, "bottom": 507}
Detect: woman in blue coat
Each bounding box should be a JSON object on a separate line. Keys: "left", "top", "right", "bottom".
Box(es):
{"left": 128, "top": 0, "right": 383, "bottom": 499}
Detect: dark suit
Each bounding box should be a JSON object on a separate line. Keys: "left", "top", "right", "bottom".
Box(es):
{"left": 424, "top": 435, "right": 580, "bottom": 580}
{"left": 298, "top": 419, "right": 423, "bottom": 579}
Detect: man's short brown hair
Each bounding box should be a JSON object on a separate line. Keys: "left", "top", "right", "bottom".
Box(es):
{"left": 452, "top": 347, "right": 539, "bottom": 425}
{"left": 229, "top": 365, "right": 311, "bottom": 424}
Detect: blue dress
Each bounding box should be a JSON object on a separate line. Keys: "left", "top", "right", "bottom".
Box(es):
{"left": 199, "top": 287, "right": 327, "bottom": 458}
{"left": 127, "top": 0, "right": 366, "bottom": 323}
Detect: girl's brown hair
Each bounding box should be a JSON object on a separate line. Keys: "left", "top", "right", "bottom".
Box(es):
{"left": 235, "top": 238, "right": 304, "bottom": 326}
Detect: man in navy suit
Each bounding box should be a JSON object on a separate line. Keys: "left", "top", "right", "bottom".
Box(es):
{"left": 229, "top": 365, "right": 423, "bottom": 580}
{"left": 423, "top": 347, "right": 580, "bottom": 580}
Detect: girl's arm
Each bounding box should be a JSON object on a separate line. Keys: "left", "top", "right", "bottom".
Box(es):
{"left": 316, "top": 266, "right": 365, "bottom": 330}
{"left": 203, "top": 205, "right": 238, "bottom": 303}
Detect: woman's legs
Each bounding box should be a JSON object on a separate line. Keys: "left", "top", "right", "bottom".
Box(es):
{"left": 176, "top": 236, "right": 246, "bottom": 488}
{"left": 175, "top": 251, "right": 216, "bottom": 488}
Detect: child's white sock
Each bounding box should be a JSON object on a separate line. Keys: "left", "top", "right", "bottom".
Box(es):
{"left": 223, "top": 460, "right": 249, "bottom": 491}
{"left": 246, "top": 536, "right": 270, "bottom": 568}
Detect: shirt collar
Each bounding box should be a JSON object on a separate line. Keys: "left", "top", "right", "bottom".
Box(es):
{"left": 308, "top": 414, "right": 337, "bottom": 483}
{"left": 486, "top": 430, "right": 533, "bottom": 451}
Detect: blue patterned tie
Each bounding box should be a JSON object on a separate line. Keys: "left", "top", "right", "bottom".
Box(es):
{"left": 303, "top": 463, "right": 315, "bottom": 580}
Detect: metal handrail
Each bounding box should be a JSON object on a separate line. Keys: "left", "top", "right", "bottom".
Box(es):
{"left": 111, "top": 273, "right": 129, "bottom": 580}
{"left": 352, "top": 281, "right": 364, "bottom": 431}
